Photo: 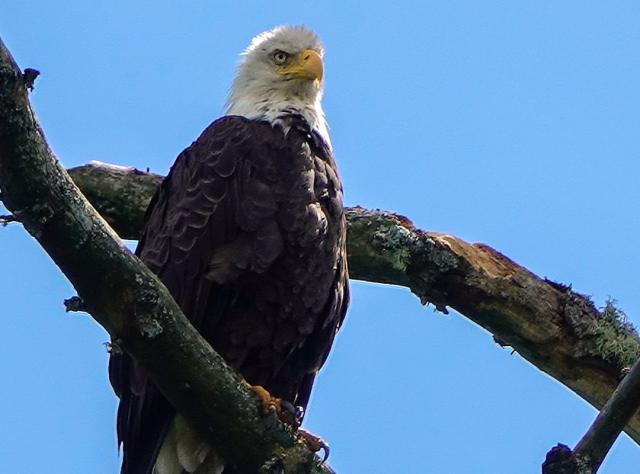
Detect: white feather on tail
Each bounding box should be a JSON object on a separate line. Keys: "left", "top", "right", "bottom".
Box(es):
{"left": 153, "top": 415, "right": 224, "bottom": 474}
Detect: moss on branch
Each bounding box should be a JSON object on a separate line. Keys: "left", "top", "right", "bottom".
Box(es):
{"left": 3, "top": 27, "right": 640, "bottom": 470}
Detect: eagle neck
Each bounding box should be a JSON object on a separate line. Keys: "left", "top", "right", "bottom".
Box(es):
{"left": 225, "top": 84, "right": 331, "bottom": 149}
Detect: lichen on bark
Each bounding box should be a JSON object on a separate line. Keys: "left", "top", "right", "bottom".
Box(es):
{"left": 589, "top": 301, "right": 640, "bottom": 370}
{"left": 61, "top": 161, "right": 640, "bottom": 445}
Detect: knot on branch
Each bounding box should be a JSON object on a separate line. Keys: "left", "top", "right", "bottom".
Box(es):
{"left": 0, "top": 213, "right": 18, "bottom": 226}
{"left": 542, "top": 443, "right": 590, "bottom": 474}
{"left": 22, "top": 68, "right": 40, "bottom": 91}
{"left": 406, "top": 235, "right": 460, "bottom": 313}
{"left": 64, "top": 296, "right": 86, "bottom": 313}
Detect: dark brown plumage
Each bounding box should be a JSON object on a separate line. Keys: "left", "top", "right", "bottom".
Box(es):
{"left": 109, "top": 114, "right": 349, "bottom": 473}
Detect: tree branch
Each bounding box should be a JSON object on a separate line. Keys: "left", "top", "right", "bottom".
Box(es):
{"left": 574, "top": 355, "right": 640, "bottom": 470}
{"left": 66, "top": 161, "right": 640, "bottom": 446}
{"left": 0, "top": 37, "right": 331, "bottom": 474}
{"left": 543, "top": 356, "right": 640, "bottom": 473}
{"left": 4, "top": 28, "right": 640, "bottom": 470}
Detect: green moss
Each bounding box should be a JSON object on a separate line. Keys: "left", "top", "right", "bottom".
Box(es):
{"left": 588, "top": 299, "right": 640, "bottom": 369}
{"left": 371, "top": 221, "right": 417, "bottom": 272}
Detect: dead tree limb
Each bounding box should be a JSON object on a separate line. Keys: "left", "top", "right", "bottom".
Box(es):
{"left": 3, "top": 27, "right": 640, "bottom": 468}
{"left": 0, "top": 36, "right": 331, "bottom": 474}
{"left": 66, "top": 161, "right": 640, "bottom": 446}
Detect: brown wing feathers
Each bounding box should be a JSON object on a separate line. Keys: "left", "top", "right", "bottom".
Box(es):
{"left": 110, "top": 115, "right": 349, "bottom": 473}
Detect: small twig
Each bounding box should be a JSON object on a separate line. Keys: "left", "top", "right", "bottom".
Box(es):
{"left": 0, "top": 214, "right": 18, "bottom": 226}
{"left": 63, "top": 296, "right": 87, "bottom": 313}
{"left": 22, "top": 68, "right": 40, "bottom": 91}
{"left": 104, "top": 339, "right": 123, "bottom": 355}
{"left": 543, "top": 356, "right": 640, "bottom": 473}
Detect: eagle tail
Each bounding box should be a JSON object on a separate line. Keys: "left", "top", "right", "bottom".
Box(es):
{"left": 153, "top": 415, "right": 225, "bottom": 474}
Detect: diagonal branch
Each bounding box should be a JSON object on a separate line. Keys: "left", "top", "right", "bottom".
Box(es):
{"left": 4, "top": 27, "right": 640, "bottom": 468}
{"left": 68, "top": 161, "right": 640, "bottom": 446}
{"left": 543, "top": 356, "right": 640, "bottom": 473}
{"left": 574, "top": 355, "right": 640, "bottom": 470}
{"left": 0, "top": 37, "right": 331, "bottom": 474}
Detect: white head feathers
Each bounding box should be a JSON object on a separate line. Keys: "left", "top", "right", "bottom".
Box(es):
{"left": 225, "top": 26, "right": 330, "bottom": 146}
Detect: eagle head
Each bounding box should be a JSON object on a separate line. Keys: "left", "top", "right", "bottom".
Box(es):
{"left": 225, "top": 26, "right": 329, "bottom": 145}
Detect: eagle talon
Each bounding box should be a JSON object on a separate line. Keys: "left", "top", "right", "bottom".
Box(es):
{"left": 248, "top": 384, "right": 301, "bottom": 428}
{"left": 297, "top": 429, "right": 330, "bottom": 463}
{"left": 248, "top": 384, "right": 280, "bottom": 415}
{"left": 108, "top": 26, "right": 349, "bottom": 474}
{"left": 278, "top": 399, "right": 299, "bottom": 428}
{"left": 295, "top": 405, "right": 305, "bottom": 427}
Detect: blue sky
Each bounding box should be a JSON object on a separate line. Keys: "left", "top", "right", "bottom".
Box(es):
{"left": 2, "top": 2, "right": 640, "bottom": 473}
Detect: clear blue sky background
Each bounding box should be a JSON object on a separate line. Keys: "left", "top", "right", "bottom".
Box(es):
{"left": 2, "top": 2, "right": 640, "bottom": 473}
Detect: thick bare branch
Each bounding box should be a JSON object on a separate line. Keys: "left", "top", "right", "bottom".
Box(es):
{"left": 347, "top": 210, "right": 640, "bottom": 446}
{"left": 0, "top": 37, "right": 331, "bottom": 474}
{"left": 66, "top": 162, "right": 640, "bottom": 446}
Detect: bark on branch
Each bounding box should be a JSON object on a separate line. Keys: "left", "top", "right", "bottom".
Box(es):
{"left": 543, "top": 355, "right": 640, "bottom": 473}
{"left": 68, "top": 161, "right": 640, "bottom": 446}
{"left": 3, "top": 30, "right": 640, "bottom": 468}
{"left": 0, "top": 37, "right": 331, "bottom": 474}
{"left": 574, "top": 355, "right": 640, "bottom": 470}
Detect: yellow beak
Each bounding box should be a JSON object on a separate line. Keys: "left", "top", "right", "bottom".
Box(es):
{"left": 279, "top": 49, "right": 323, "bottom": 82}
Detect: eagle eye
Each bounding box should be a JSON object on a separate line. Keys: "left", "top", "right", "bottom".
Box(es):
{"left": 272, "top": 50, "right": 289, "bottom": 65}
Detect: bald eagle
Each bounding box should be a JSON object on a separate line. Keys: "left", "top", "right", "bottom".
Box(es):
{"left": 109, "top": 26, "right": 349, "bottom": 474}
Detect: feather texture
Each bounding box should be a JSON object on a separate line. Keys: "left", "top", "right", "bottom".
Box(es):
{"left": 109, "top": 115, "right": 349, "bottom": 473}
